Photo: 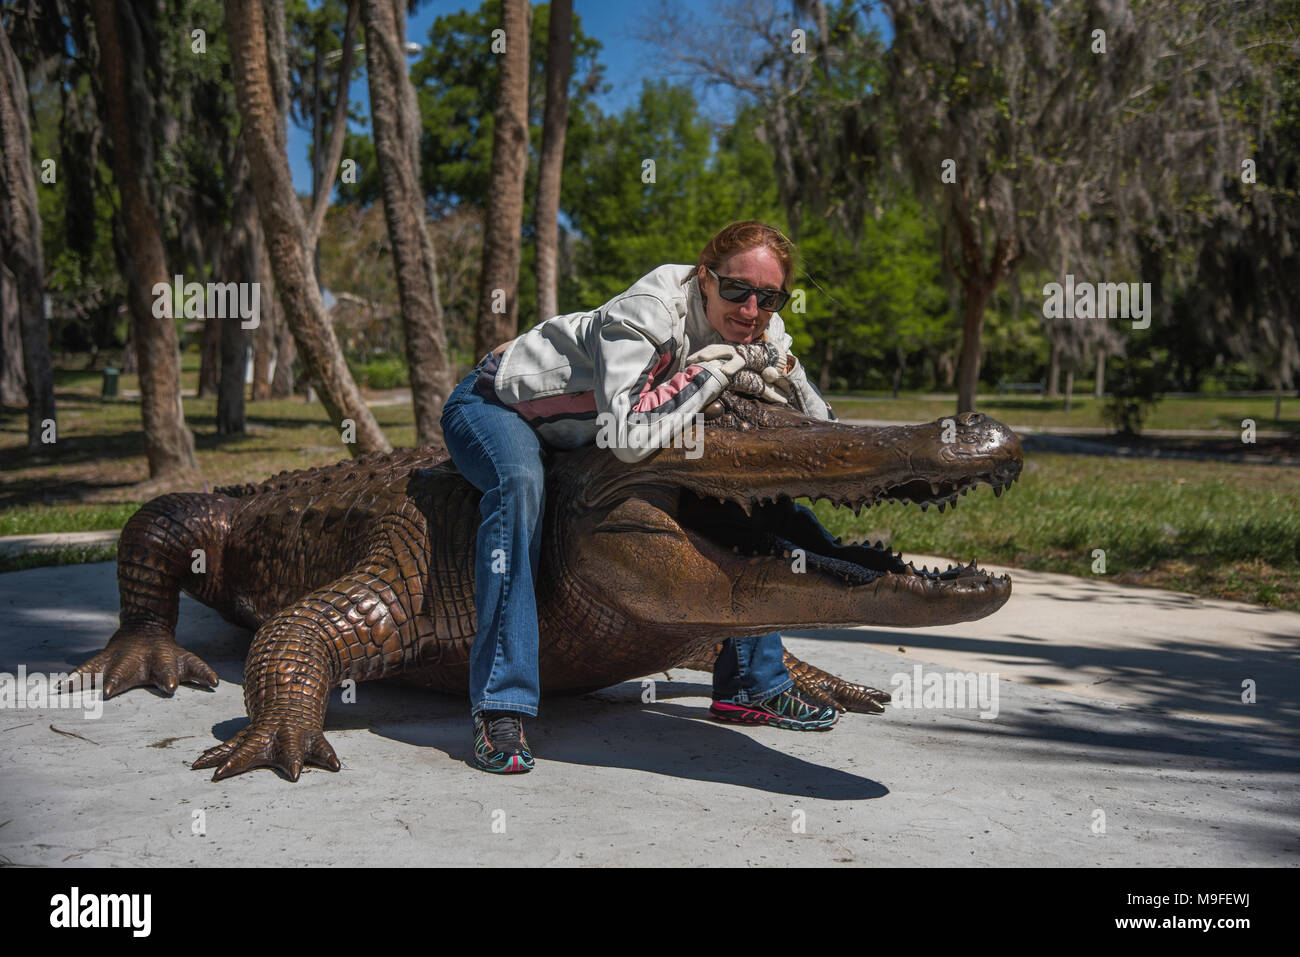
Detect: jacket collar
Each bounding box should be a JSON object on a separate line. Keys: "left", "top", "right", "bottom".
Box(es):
{"left": 683, "top": 269, "right": 725, "bottom": 349}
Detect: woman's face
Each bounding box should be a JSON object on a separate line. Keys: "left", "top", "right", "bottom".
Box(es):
{"left": 698, "top": 246, "right": 788, "bottom": 345}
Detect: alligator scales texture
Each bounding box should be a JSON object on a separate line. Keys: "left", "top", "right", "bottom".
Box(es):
{"left": 69, "top": 394, "right": 1023, "bottom": 780}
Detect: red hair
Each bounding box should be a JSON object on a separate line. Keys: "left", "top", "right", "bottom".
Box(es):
{"left": 694, "top": 221, "right": 796, "bottom": 288}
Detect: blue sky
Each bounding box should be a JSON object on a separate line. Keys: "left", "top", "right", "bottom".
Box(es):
{"left": 287, "top": 1, "right": 890, "bottom": 192}
{"left": 288, "top": 1, "right": 687, "bottom": 191}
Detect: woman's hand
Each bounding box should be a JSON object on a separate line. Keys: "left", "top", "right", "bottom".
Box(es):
{"left": 686, "top": 343, "right": 790, "bottom": 404}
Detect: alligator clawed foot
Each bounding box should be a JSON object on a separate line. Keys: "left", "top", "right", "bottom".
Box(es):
{"left": 810, "top": 680, "right": 892, "bottom": 715}
{"left": 192, "top": 712, "right": 340, "bottom": 781}
{"left": 64, "top": 628, "right": 219, "bottom": 698}
{"left": 783, "top": 651, "right": 892, "bottom": 715}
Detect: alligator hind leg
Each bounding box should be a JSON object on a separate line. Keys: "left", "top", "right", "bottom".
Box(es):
{"left": 66, "top": 493, "right": 234, "bottom": 698}
{"left": 674, "top": 642, "right": 891, "bottom": 715}
{"left": 782, "top": 650, "right": 891, "bottom": 715}
{"left": 193, "top": 545, "right": 427, "bottom": 781}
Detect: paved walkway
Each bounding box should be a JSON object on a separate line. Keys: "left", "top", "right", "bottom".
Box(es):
{"left": 1, "top": 558, "right": 1295, "bottom": 866}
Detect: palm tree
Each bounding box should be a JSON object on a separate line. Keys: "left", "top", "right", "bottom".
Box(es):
{"left": 90, "top": 0, "right": 197, "bottom": 474}
{"left": 225, "top": 0, "right": 389, "bottom": 455}
{"left": 0, "top": 17, "right": 56, "bottom": 450}
{"left": 474, "top": 0, "right": 530, "bottom": 357}
{"left": 534, "top": 0, "right": 572, "bottom": 324}
{"left": 364, "top": 0, "right": 454, "bottom": 446}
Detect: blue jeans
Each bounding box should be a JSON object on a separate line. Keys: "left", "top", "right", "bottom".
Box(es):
{"left": 712, "top": 634, "right": 793, "bottom": 703}
{"left": 441, "top": 356, "right": 548, "bottom": 718}
{"left": 440, "top": 355, "right": 794, "bottom": 718}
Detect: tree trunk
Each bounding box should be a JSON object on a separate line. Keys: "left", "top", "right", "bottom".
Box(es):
{"left": 364, "top": 0, "right": 453, "bottom": 447}
{"left": 891, "top": 346, "right": 904, "bottom": 398}
{"left": 226, "top": 0, "right": 388, "bottom": 454}
{"left": 91, "top": 0, "right": 197, "bottom": 475}
{"left": 197, "top": 303, "right": 222, "bottom": 396}
{"left": 1064, "top": 367, "right": 1074, "bottom": 413}
{"left": 534, "top": 0, "right": 572, "bottom": 324}
{"left": 1094, "top": 347, "right": 1105, "bottom": 398}
{"left": 1047, "top": 340, "right": 1061, "bottom": 397}
{"left": 271, "top": 315, "right": 295, "bottom": 397}
{"left": 250, "top": 225, "right": 281, "bottom": 401}
{"left": 250, "top": 292, "right": 274, "bottom": 400}
{"left": 0, "top": 22, "right": 57, "bottom": 449}
{"left": 217, "top": 159, "right": 256, "bottom": 434}
{"left": 474, "top": 0, "right": 531, "bottom": 358}
{"left": 120, "top": 329, "right": 137, "bottom": 374}
{"left": 955, "top": 282, "right": 990, "bottom": 413}
{"left": 0, "top": 265, "right": 26, "bottom": 406}
{"left": 818, "top": 335, "right": 832, "bottom": 392}
{"left": 306, "top": 0, "right": 358, "bottom": 257}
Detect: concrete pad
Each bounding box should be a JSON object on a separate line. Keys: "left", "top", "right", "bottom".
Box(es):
{"left": 1, "top": 560, "right": 1296, "bottom": 867}
{"left": 823, "top": 553, "right": 1298, "bottom": 729}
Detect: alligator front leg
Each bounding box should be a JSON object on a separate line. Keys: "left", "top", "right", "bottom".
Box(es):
{"left": 65, "top": 493, "right": 234, "bottom": 697}
{"left": 192, "top": 549, "right": 429, "bottom": 781}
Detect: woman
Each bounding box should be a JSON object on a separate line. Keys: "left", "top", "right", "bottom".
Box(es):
{"left": 441, "top": 221, "right": 839, "bottom": 774}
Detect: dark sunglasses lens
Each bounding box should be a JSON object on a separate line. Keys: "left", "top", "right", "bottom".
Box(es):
{"left": 719, "top": 278, "right": 789, "bottom": 310}
{"left": 718, "top": 278, "right": 752, "bottom": 303}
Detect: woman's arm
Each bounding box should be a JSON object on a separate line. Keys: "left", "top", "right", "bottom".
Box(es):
{"left": 592, "top": 294, "right": 732, "bottom": 463}
{"left": 762, "top": 316, "right": 836, "bottom": 421}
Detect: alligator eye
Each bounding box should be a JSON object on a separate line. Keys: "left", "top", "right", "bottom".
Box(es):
{"left": 704, "top": 401, "right": 725, "bottom": 420}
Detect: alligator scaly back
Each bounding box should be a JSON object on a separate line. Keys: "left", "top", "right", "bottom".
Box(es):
{"left": 215, "top": 447, "right": 450, "bottom": 498}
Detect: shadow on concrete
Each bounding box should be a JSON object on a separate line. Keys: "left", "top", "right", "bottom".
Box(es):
{"left": 788, "top": 626, "right": 1300, "bottom": 770}
{"left": 9, "top": 563, "right": 1295, "bottom": 800}
{"left": 200, "top": 677, "right": 890, "bottom": 800}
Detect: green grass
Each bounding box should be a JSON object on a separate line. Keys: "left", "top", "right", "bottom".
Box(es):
{"left": 0, "top": 543, "right": 118, "bottom": 575}
{"left": 803, "top": 453, "right": 1300, "bottom": 610}
{"left": 0, "top": 503, "right": 141, "bottom": 536}
{"left": 826, "top": 392, "right": 1299, "bottom": 433}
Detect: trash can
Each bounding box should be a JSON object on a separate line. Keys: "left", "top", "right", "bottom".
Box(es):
{"left": 102, "top": 367, "right": 120, "bottom": 400}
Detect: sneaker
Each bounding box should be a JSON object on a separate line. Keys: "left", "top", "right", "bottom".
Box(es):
{"left": 473, "top": 710, "right": 535, "bottom": 773}
{"left": 710, "top": 688, "right": 839, "bottom": 731}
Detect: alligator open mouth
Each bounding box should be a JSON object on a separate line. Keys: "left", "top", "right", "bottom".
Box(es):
{"left": 566, "top": 406, "right": 1024, "bottom": 628}
{"left": 673, "top": 461, "right": 1018, "bottom": 593}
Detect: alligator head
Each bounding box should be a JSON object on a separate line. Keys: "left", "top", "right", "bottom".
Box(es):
{"left": 541, "top": 394, "right": 1023, "bottom": 648}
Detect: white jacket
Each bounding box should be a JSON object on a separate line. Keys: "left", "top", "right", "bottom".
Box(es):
{"left": 481, "top": 263, "right": 835, "bottom": 461}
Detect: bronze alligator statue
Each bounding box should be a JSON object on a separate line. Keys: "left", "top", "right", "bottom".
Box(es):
{"left": 68, "top": 394, "right": 1022, "bottom": 780}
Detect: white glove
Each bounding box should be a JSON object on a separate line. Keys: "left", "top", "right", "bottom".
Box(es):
{"left": 686, "top": 342, "right": 789, "bottom": 404}
{"left": 685, "top": 343, "right": 747, "bottom": 377}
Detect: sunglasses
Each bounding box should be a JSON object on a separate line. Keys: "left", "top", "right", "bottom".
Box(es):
{"left": 705, "top": 267, "right": 790, "bottom": 312}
